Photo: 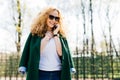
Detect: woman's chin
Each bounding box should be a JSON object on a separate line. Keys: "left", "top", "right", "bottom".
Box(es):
{"left": 50, "top": 25, "right": 54, "bottom": 28}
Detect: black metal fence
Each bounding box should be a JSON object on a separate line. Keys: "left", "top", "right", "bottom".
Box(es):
{"left": 0, "top": 52, "right": 120, "bottom": 80}
{"left": 72, "top": 51, "right": 120, "bottom": 80}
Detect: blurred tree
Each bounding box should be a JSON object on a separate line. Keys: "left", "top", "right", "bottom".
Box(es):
{"left": 16, "top": 0, "right": 21, "bottom": 54}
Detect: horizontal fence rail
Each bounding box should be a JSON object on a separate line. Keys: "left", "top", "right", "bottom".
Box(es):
{"left": 0, "top": 52, "right": 120, "bottom": 80}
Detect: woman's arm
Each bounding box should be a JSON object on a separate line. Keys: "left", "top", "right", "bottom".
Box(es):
{"left": 19, "top": 33, "right": 32, "bottom": 74}
{"left": 54, "top": 35, "right": 62, "bottom": 56}
{"left": 64, "top": 38, "right": 76, "bottom": 73}
{"left": 19, "top": 33, "right": 32, "bottom": 68}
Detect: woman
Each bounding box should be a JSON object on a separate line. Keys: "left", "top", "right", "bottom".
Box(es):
{"left": 18, "top": 7, "right": 76, "bottom": 80}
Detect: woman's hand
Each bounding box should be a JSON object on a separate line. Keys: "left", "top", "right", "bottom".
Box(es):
{"left": 44, "top": 31, "right": 53, "bottom": 40}
{"left": 53, "top": 24, "right": 60, "bottom": 35}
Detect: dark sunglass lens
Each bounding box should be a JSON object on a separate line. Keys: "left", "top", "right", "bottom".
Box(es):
{"left": 55, "top": 17, "right": 60, "bottom": 21}
{"left": 49, "top": 15, "right": 54, "bottom": 20}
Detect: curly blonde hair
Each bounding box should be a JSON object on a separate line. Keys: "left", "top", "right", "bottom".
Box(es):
{"left": 31, "top": 7, "right": 66, "bottom": 37}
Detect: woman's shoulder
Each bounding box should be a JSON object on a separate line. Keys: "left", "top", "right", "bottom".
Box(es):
{"left": 59, "top": 34, "right": 68, "bottom": 43}
{"left": 29, "top": 33, "right": 42, "bottom": 38}
{"left": 27, "top": 33, "right": 42, "bottom": 41}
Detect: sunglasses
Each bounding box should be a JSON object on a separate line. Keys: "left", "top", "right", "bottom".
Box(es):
{"left": 49, "top": 15, "right": 60, "bottom": 22}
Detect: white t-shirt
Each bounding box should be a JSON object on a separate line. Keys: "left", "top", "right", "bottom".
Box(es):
{"left": 39, "top": 38, "right": 62, "bottom": 71}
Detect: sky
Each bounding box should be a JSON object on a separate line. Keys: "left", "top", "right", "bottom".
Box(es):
{"left": 0, "top": 0, "right": 120, "bottom": 53}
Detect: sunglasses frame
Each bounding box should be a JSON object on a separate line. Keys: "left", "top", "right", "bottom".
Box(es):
{"left": 49, "top": 15, "right": 60, "bottom": 22}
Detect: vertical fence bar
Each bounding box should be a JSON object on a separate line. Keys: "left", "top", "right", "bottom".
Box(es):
{"left": 76, "top": 47, "right": 79, "bottom": 80}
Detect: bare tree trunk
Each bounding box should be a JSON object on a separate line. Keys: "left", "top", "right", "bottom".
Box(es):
{"left": 15, "top": 0, "right": 22, "bottom": 79}
{"left": 10, "top": 0, "right": 22, "bottom": 54}
{"left": 89, "top": 0, "right": 95, "bottom": 79}
{"left": 81, "top": 0, "right": 87, "bottom": 79}
{"left": 106, "top": 4, "right": 114, "bottom": 79}
{"left": 16, "top": 0, "right": 21, "bottom": 54}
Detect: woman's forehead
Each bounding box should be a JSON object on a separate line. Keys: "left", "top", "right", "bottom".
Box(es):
{"left": 49, "top": 10, "right": 59, "bottom": 16}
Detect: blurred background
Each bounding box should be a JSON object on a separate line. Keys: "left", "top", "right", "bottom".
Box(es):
{"left": 0, "top": 0, "right": 120, "bottom": 80}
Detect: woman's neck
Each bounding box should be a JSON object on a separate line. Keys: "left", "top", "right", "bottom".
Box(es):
{"left": 47, "top": 27, "right": 52, "bottom": 32}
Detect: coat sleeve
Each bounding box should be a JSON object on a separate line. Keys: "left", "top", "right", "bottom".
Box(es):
{"left": 63, "top": 38, "right": 76, "bottom": 73}
{"left": 63, "top": 38, "right": 74, "bottom": 68}
{"left": 19, "top": 33, "right": 32, "bottom": 69}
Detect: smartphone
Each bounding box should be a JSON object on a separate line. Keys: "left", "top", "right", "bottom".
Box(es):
{"left": 52, "top": 25, "right": 57, "bottom": 31}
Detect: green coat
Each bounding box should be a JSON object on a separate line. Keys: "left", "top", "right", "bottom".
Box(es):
{"left": 19, "top": 33, "right": 74, "bottom": 80}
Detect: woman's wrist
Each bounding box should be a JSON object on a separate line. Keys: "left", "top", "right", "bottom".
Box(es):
{"left": 53, "top": 33, "right": 59, "bottom": 37}
{"left": 53, "top": 31, "right": 58, "bottom": 35}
